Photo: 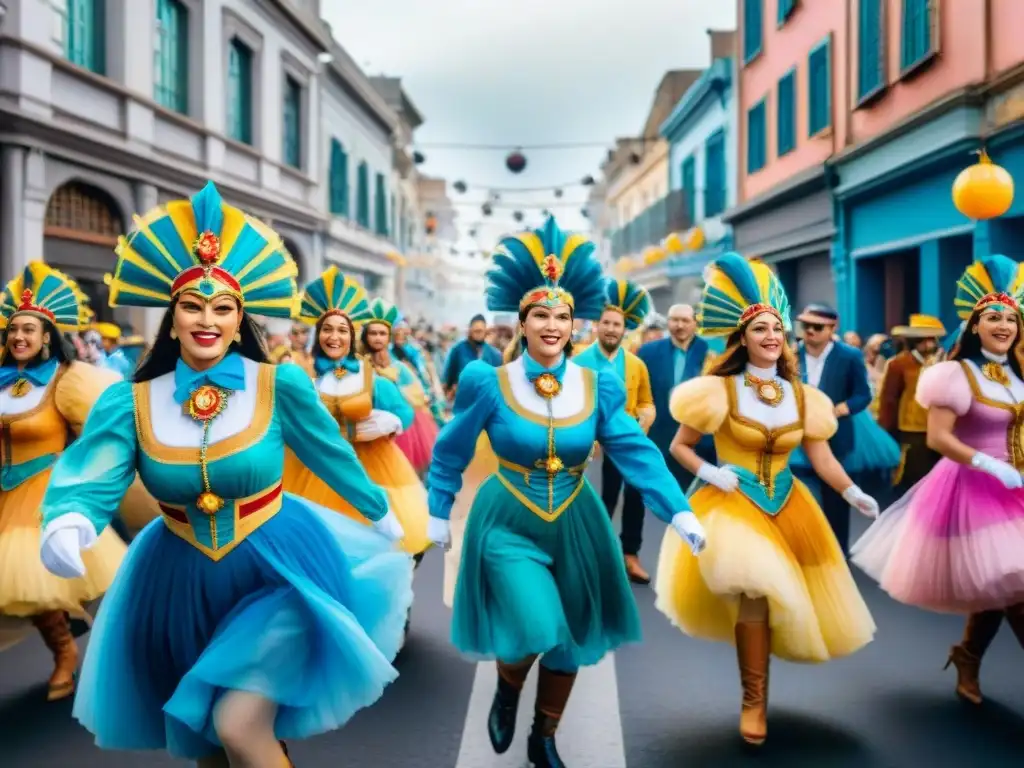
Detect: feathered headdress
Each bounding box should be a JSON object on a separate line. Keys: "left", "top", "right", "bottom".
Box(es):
{"left": 486, "top": 216, "right": 606, "bottom": 321}
{"left": 51, "top": 268, "right": 95, "bottom": 330}
{"left": 107, "top": 181, "right": 298, "bottom": 317}
{"left": 297, "top": 265, "right": 371, "bottom": 326}
{"left": 364, "top": 297, "right": 402, "bottom": 330}
{"left": 698, "top": 253, "right": 792, "bottom": 337}
{"left": 603, "top": 278, "right": 652, "bottom": 330}
{"left": 954, "top": 253, "right": 1024, "bottom": 320}
{"left": 0, "top": 262, "right": 81, "bottom": 333}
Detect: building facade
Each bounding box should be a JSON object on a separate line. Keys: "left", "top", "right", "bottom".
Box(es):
{"left": 830, "top": 0, "right": 1024, "bottom": 336}
{"left": 726, "top": 0, "right": 847, "bottom": 319}
{"left": 0, "top": 0, "right": 409, "bottom": 337}
{"left": 632, "top": 30, "right": 738, "bottom": 308}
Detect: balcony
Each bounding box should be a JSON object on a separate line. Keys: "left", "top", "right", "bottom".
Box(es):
{"left": 610, "top": 188, "right": 694, "bottom": 261}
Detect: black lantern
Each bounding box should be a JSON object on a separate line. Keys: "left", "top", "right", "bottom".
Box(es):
{"left": 453, "top": 180, "right": 467, "bottom": 194}
{"left": 512, "top": 210, "right": 524, "bottom": 222}
{"left": 505, "top": 149, "right": 527, "bottom": 174}
{"left": 581, "top": 175, "right": 595, "bottom": 186}
{"left": 541, "top": 209, "right": 550, "bottom": 218}
{"left": 482, "top": 202, "right": 493, "bottom": 216}
{"left": 554, "top": 188, "right": 563, "bottom": 198}
{"left": 580, "top": 208, "right": 589, "bottom": 219}
{"left": 468, "top": 228, "right": 478, "bottom": 237}
{"left": 412, "top": 151, "right": 426, "bottom": 164}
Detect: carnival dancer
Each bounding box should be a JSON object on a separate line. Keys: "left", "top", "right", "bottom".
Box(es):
{"left": 361, "top": 298, "right": 439, "bottom": 476}
{"left": 851, "top": 254, "right": 1024, "bottom": 705}
{"left": 426, "top": 217, "right": 706, "bottom": 768}
{"left": 654, "top": 253, "right": 879, "bottom": 747}
{"left": 0, "top": 263, "right": 129, "bottom": 701}
{"left": 38, "top": 182, "right": 413, "bottom": 766}
{"left": 575, "top": 278, "right": 657, "bottom": 584}
{"left": 283, "top": 271, "right": 431, "bottom": 560}
{"left": 877, "top": 315, "right": 947, "bottom": 495}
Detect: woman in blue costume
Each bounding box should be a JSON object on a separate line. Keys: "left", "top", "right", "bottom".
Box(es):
{"left": 425, "top": 217, "right": 708, "bottom": 768}
{"left": 38, "top": 182, "right": 413, "bottom": 767}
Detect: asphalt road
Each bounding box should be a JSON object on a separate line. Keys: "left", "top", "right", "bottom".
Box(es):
{"left": 2, "top": 488, "right": 1022, "bottom": 767}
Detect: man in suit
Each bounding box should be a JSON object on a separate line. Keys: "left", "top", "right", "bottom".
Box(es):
{"left": 637, "top": 303, "right": 713, "bottom": 491}
{"left": 795, "top": 304, "right": 872, "bottom": 554}
{"left": 442, "top": 314, "right": 502, "bottom": 400}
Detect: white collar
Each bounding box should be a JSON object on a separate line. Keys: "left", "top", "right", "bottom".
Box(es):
{"left": 981, "top": 348, "right": 1008, "bottom": 364}
{"left": 746, "top": 362, "right": 777, "bottom": 379}
{"left": 805, "top": 341, "right": 834, "bottom": 360}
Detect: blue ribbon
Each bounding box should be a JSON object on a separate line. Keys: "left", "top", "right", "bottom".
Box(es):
{"left": 0, "top": 357, "right": 58, "bottom": 390}
{"left": 314, "top": 354, "right": 361, "bottom": 377}
{"left": 523, "top": 353, "right": 566, "bottom": 385}
{"left": 173, "top": 352, "right": 245, "bottom": 404}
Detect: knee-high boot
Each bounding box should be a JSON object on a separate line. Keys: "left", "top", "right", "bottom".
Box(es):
{"left": 527, "top": 665, "right": 576, "bottom": 768}
{"left": 488, "top": 656, "right": 537, "bottom": 754}
{"left": 1003, "top": 602, "right": 1024, "bottom": 647}
{"left": 31, "top": 610, "right": 78, "bottom": 701}
{"left": 944, "top": 610, "right": 1003, "bottom": 705}
{"left": 735, "top": 619, "right": 770, "bottom": 745}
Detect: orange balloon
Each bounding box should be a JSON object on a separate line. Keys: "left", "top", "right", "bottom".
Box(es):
{"left": 952, "top": 151, "right": 1014, "bottom": 220}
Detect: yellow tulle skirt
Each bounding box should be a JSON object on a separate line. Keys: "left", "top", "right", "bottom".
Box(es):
{"left": 282, "top": 439, "right": 431, "bottom": 555}
{"left": 0, "top": 469, "right": 126, "bottom": 619}
{"left": 444, "top": 432, "right": 498, "bottom": 608}
{"left": 655, "top": 480, "right": 876, "bottom": 663}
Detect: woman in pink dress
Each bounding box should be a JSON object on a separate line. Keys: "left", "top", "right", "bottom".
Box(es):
{"left": 851, "top": 254, "right": 1024, "bottom": 705}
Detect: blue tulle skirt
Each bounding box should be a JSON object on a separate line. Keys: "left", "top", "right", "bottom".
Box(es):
{"left": 790, "top": 411, "right": 900, "bottom": 475}
{"left": 452, "top": 477, "right": 642, "bottom": 671}
{"left": 73, "top": 494, "right": 414, "bottom": 759}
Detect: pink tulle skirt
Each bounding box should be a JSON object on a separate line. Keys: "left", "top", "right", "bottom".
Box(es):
{"left": 394, "top": 408, "right": 439, "bottom": 473}
{"left": 851, "top": 458, "right": 1024, "bottom": 613}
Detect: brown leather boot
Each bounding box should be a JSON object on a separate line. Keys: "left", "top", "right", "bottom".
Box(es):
{"left": 735, "top": 620, "right": 770, "bottom": 745}
{"left": 624, "top": 555, "right": 651, "bottom": 585}
{"left": 32, "top": 611, "right": 78, "bottom": 701}
{"left": 944, "top": 610, "right": 1003, "bottom": 705}
{"left": 528, "top": 666, "right": 577, "bottom": 767}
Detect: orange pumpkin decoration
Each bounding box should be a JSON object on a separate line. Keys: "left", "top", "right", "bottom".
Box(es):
{"left": 952, "top": 150, "right": 1014, "bottom": 220}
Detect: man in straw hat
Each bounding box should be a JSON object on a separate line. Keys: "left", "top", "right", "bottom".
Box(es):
{"left": 878, "top": 314, "right": 947, "bottom": 495}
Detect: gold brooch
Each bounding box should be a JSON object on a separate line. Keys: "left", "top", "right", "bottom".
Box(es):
{"left": 196, "top": 491, "right": 225, "bottom": 515}
{"left": 533, "top": 373, "right": 561, "bottom": 399}
{"left": 744, "top": 372, "right": 785, "bottom": 407}
{"left": 9, "top": 379, "right": 31, "bottom": 398}
{"left": 333, "top": 367, "right": 348, "bottom": 379}
{"left": 982, "top": 361, "right": 1011, "bottom": 387}
{"left": 544, "top": 456, "right": 564, "bottom": 474}
{"left": 186, "top": 385, "right": 228, "bottom": 422}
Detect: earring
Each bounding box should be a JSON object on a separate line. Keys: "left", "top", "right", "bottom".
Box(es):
{"left": 971, "top": 326, "right": 979, "bottom": 335}
{"left": 233, "top": 331, "right": 242, "bottom": 344}
{"left": 41, "top": 346, "right": 50, "bottom": 361}
{"left": 170, "top": 328, "right": 178, "bottom": 340}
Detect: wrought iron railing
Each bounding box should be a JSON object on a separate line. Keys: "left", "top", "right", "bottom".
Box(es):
{"left": 609, "top": 188, "right": 694, "bottom": 261}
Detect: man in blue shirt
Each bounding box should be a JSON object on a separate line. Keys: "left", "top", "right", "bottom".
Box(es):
{"left": 442, "top": 314, "right": 502, "bottom": 400}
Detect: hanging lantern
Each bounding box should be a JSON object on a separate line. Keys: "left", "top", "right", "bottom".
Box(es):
{"left": 541, "top": 208, "right": 550, "bottom": 218}
{"left": 512, "top": 210, "right": 524, "bottom": 222}
{"left": 506, "top": 149, "right": 527, "bottom": 174}
{"left": 482, "top": 202, "right": 493, "bottom": 216}
{"left": 453, "top": 180, "right": 467, "bottom": 194}
{"left": 468, "top": 228, "right": 478, "bottom": 237}
{"left": 581, "top": 175, "right": 595, "bottom": 186}
{"left": 580, "top": 208, "right": 589, "bottom": 219}
{"left": 664, "top": 232, "right": 685, "bottom": 253}
{"left": 952, "top": 149, "right": 1014, "bottom": 220}
{"left": 425, "top": 213, "right": 437, "bottom": 234}
{"left": 554, "top": 188, "right": 563, "bottom": 198}
{"left": 412, "top": 151, "right": 426, "bottom": 164}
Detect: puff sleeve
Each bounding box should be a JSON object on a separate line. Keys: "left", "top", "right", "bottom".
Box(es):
{"left": 669, "top": 375, "right": 729, "bottom": 434}
{"left": 915, "top": 361, "right": 972, "bottom": 416}
{"left": 801, "top": 385, "right": 839, "bottom": 442}
{"left": 53, "top": 362, "right": 122, "bottom": 435}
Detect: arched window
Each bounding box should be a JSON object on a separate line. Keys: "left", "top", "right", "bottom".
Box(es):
{"left": 45, "top": 181, "right": 123, "bottom": 245}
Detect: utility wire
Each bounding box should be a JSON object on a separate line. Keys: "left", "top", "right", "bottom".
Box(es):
{"left": 416, "top": 141, "right": 612, "bottom": 150}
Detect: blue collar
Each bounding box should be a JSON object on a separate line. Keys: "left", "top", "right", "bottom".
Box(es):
{"left": 314, "top": 354, "right": 361, "bottom": 377}
{"left": 0, "top": 357, "right": 59, "bottom": 390}
{"left": 523, "top": 353, "right": 566, "bottom": 384}
{"left": 173, "top": 352, "right": 246, "bottom": 404}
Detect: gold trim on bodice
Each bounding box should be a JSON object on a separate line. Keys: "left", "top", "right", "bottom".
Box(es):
{"left": 495, "top": 366, "right": 596, "bottom": 427}
{"left": 1, "top": 365, "right": 69, "bottom": 469}
{"left": 958, "top": 361, "right": 1024, "bottom": 470}
{"left": 319, "top": 363, "right": 374, "bottom": 440}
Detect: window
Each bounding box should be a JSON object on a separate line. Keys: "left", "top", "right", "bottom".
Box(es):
{"left": 680, "top": 155, "right": 696, "bottom": 222}
{"left": 704, "top": 130, "right": 726, "bottom": 217}
{"left": 746, "top": 101, "right": 767, "bottom": 173}
{"left": 901, "top": 0, "right": 935, "bottom": 71}
{"left": 328, "top": 139, "right": 349, "bottom": 216}
{"left": 374, "top": 173, "right": 388, "bottom": 236}
{"left": 282, "top": 76, "right": 302, "bottom": 169}
{"left": 743, "top": 0, "right": 763, "bottom": 63}
{"left": 226, "top": 38, "right": 253, "bottom": 145}
{"left": 64, "top": 0, "right": 105, "bottom": 74}
{"left": 778, "top": 0, "right": 796, "bottom": 25}
{"left": 858, "top": 0, "right": 884, "bottom": 100}
{"left": 356, "top": 161, "right": 370, "bottom": 228}
{"left": 154, "top": 0, "right": 188, "bottom": 114}
{"left": 777, "top": 70, "right": 796, "bottom": 156}
{"left": 808, "top": 39, "right": 831, "bottom": 136}
{"left": 390, "top": 193, "right": 397, "bottom": 240}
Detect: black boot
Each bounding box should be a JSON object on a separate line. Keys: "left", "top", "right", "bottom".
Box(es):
{"left": 487, "top": 674, "right": 521, "bottom": 753}
{"left": 280, "top": 740, "right": 293, "bottom": 767}
{"left": 527, "top": 710, "right": 565, "bottom": 768}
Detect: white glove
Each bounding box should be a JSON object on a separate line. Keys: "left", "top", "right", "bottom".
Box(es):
{"left": 40, "top": 512, "right": 98, "bottom": 579}
{"left": 355, "top": 410, "right": 403, "bottom": 442}
{"left": 372, "top": 509, "right": 406, "bottom": 542}
{"left": 427, "top": 516, "right": 451, "bottom": 551}
{"left": 971, "top": 451, "right": 1023, "bottom": 489}
{"left": 696, "top": 462, "right": 740, "bottom": 493}
{"left": 671, "top": 512, "right": 707, "bottom": 555}
{"left": 841, "top": 485, "right": 879, "bottom": 519}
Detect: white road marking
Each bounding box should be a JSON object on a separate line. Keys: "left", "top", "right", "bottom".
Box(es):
{"left": 454, "top": 653, "right": 626, "bottom": 768}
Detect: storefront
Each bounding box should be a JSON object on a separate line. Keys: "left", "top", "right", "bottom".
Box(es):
{"left": 723, "top": 167, "right": 837, "bottom": 325}
{"left": 828, "top": 100, "right": 1024, "bottom": 338}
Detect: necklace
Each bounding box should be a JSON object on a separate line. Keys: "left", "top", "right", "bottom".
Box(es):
{"left": 981, "top": 360, "right": 1011, "bottom": 387}
{"left": 744, "top": 371, "right": 785, "bottom": 407}
{"left": 533, "top": 372, "right": 561, "bottom": 399}
{"left": 184, "top": 385, "right": 231, "bottom": 515}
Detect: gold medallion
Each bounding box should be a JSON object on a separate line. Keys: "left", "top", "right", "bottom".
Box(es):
{"left": 981, "top": 361, "right": 1011, "bottom": 387}
{"left": 9, "top": 379, "right": 31, "bottom": 398}
{"left": 196, "top": 491, "right": 224, "bottom": 515}
{"left": 533, "top": 372, "right": 561, "bottom": 399}
{"left": 744, "top": 372, "right": 785, "bottom": 407}
{"left": 333, "top": 367, "right": 348, "bottom": 379}
{"left": 185, "top": 385, "right": 228, "bottom": 422}
{"left": 544, "top": 456, "right": 564, "bottom": 474}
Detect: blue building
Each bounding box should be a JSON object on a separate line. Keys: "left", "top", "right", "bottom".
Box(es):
{"left": 830, "top": 97, "right": 1024, "bottom": 338}
{"left": 631, "top": 31, "right": 737, "bottom": 307}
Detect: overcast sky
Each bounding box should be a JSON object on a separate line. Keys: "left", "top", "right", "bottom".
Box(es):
{"left": 322, "top": 0, "right": 737, "bottom": 257}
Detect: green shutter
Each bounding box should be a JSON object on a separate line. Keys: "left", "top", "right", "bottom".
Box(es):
{"left": 704, "top": 130, "right": 726, "bottom": 217}
{"left": 374, "top": 173, "right": 388, "bottom": 236}
{"left": 743, "top": 0, "right": 763, "bottom": 63}
{"left": 68, "top": 0, "right": 105, "bottom": 75}
{"left": 808, "top": 39, "right": 831, "bottom": 136}
{"left": 227, "top": 40, "right": 253, "bottom": 145}
{"left": 747, "top": 101, "right": 766, "bottom": 173}
{"left": 357, "top": 162, "right": 370, "bottom": 228}
{"left": 154, "top": 0, "right": 188, "bottom": 114}
{"left": 901, "top": 0, "right": 932, "bottom": 70}
{"left": 283, "top": 77, "right": 302, "bottom": 169}
{"left": 681, "top": 156, "right": 696, "bottom": 222}
{"left": 777, "top": 70, "right": 796, "bottom": 156}
{"left": 777, "top": 0, "right": 796, "bottom": 25}
{"left": 858, "top": 0, "right": 883, "bottom": 100}
{"left": 329, "top": 139, "right": 349, "bottom": 216}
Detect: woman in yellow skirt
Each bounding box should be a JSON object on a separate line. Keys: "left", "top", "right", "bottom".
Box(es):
{"left": 0, "top": 263, "right": 128, "bottom": 700}
{"left": 282, "top": 266, "right": 430, "bottom": 559}
{"left": 654, "top": 253, "right": 879, "bottom": 746}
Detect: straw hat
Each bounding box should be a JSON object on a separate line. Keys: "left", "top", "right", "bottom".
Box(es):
{"left": 890, "top": 314, "right": 946, "bottom": 338}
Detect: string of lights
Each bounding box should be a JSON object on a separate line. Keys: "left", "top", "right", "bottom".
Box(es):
{"left": 415, "top": 140, "right": 612, "bottom": 150}
{"left": 450, "top": 199, "right": 589, "bottom": 209}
